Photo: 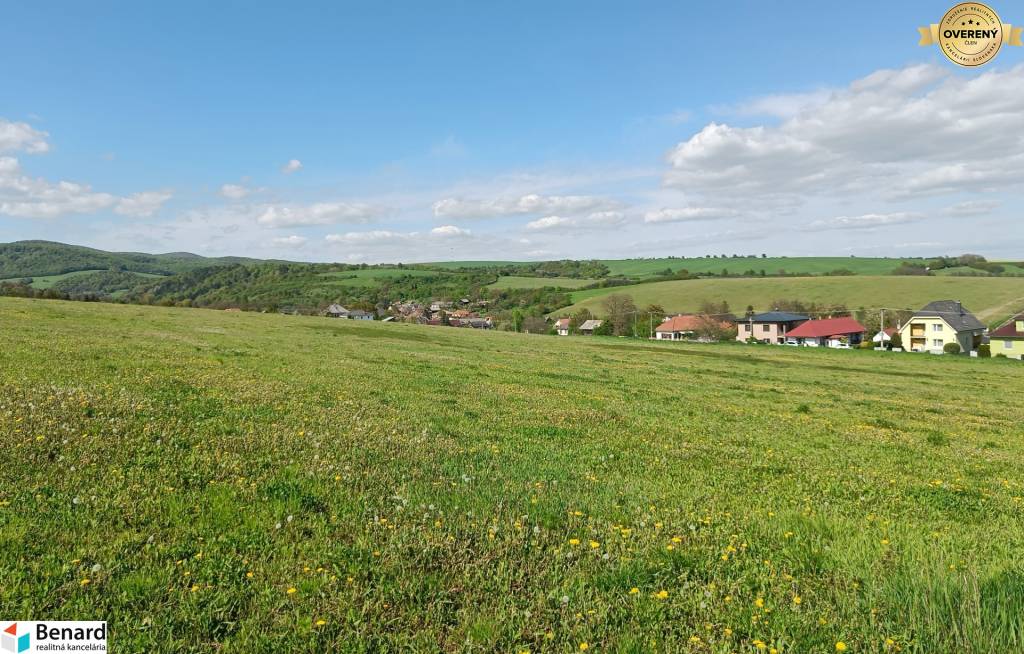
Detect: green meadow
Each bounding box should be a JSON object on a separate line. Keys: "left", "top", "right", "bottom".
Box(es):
{"left": 561, "top": 276, "right": 1024, "bottom": 323}
{"left": 488, "top": 276, "right": 602, "bottom": 290}
{"left": 1, "top": 297, "right": 1023, "bottom": 652}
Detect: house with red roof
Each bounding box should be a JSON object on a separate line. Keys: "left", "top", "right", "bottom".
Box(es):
{"left": 784, "top": 316, "right": 867, "bottom": 348}
{"left": 655, "top": 314, "right": 734, "bottom": 342}
{"left": 554, "top": 317, "right": 571, "bottom": 336}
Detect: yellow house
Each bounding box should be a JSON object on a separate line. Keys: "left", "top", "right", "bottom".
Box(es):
{"left": 989, "top": 313, "right": 1024, "bottom": 360}
{"left": 898, "top": 300, "right": 986, "bottom": 354}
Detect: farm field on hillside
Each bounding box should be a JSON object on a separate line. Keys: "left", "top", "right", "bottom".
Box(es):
{"left": 488, "top": 276, "right": 600, "bottom": 290}
{"left": 1, "top": 298, "right": 1023, "bottom": 652}
{"left": 599, "top": 257, "right": 907, "bottom": 279}
{"left": 562, "top": 275, "right": 1024, "bottom": 322}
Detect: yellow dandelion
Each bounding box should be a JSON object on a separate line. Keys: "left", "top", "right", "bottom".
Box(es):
{"left": 589, "top": 540, "right": 599, "bottom": 549}
{"left": 315, "top": 619, "right": 326, "bottom": 627}
{"left": 80, "top": 578, "right": 91, "bottom": 586}
{"left": 655, "top": 590, "right": 668, "bottom": 600}
{"left": 836, "top": 643, "right": 847, "bottom": 652}
{"left": 792, "top": 595, "right": 801, "bottom": 605}
{"left": 579, "top": 643, "right": 589, "bottom": 651}
{"left": 569, "top": 538, "right": 580, "bottom": 546}
{"left": 755, "top": 597, "right": 765, "bottom": 608}
{"left": 287, "top": 587, "right": 297, "bottom": 595}
{"left": 629, "top": 587, "right": 639, "bottom": 594}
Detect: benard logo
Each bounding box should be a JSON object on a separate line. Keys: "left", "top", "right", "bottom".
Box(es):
{"left": 1, "top": 624, "right": 29, "bottom": 654}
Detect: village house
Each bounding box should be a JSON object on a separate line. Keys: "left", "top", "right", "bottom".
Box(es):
{"left": 554, "top": 317, "right": 571, "bottom": 336}
{"left": 784, "top": 316, "right": 866, "bottom": 348}
{"left": 899, "top": 300, "right": 985, "bottom": 354}
{"left": 578, "top": 319, "right": 603, "bottom": 335}
{"left": 737, "top": 311, "right": 809, "bottom": 344}
{"left": 988, "top": 312, "right": 1024, "bottom": 359}
{"left": 324, "top": 304, "right": 349, "bottom": 318}
{"left": 348, "top": 309, "right": 374, "bottom": 320}
{"left": 655, "top": 314, "right": 733, "bottom": 342}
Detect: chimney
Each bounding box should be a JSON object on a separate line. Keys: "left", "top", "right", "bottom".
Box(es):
{"left": 957, "top": 300, "right": 963, "bottom": 315}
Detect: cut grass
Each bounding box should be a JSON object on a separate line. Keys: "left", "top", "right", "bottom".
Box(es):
{"left": 1, "top": 297, "right": 1023, "bottom": 652}
{"left": 561, "top": 275, "right": 1024, "bottom": 322}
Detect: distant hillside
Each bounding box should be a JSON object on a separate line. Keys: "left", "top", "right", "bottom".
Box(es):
{"left": 557, "top": 275, "right": 1024, "bottom": 324}
{"left": 0, "top": 240, "right": 271, "bottom": 279}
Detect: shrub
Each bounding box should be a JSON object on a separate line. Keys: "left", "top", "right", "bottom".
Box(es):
{"left": 943, "top": 342, "right": 961, "bottom": 355}
{"left": 978, "top": 343, "right": 991, "bottom": 358}
{"left": 859, "top": 341, "right": 874, "bottom": 349}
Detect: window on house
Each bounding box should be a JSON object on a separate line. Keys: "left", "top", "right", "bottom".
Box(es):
{"left": 761, "top": 324, "right": 770, "bottom": 332}
{"left": 932, "top": 339, "right": 942, "bottom": 347}
{"left": 932, "top": 323, "right": 942, "bottom": 332}
{"left": 743, "top": 324, "right": 751, "bottom": 332}
{"left": 1005, "top": 340, "right": 1014, "bottom": 349}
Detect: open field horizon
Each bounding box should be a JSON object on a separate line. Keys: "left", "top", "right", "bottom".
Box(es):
{"left": 2, "top": 297, "right": 1023, "bottom": 652}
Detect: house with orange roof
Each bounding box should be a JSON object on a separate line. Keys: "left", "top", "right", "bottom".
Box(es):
{"left": 655, "top": 314, "right": 733, "bottom": 342}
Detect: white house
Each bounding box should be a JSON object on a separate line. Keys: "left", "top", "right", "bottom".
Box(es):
{"left": 554, "top": 317, "right": 570, "bottom": 336}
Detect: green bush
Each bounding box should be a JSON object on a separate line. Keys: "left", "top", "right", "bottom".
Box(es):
{"left": 859, "top": 341, "right": 874, "bottom": 349}
{"left": 943, "top": 342, "right": 961, "bottom": 355}
{"left": 978, "top": 343, "right": 991, "bottom": 358}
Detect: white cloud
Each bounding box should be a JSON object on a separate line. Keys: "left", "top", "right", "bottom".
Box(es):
{"left": 0, "top": 156, "right": 164, "bottom": 219}
{"left": 943, "top": 200, "right": 1000, "bottom": 217}
{"left": 525, "top": 210, "right": 626, "bottom": 232}
{"left": 219, "top": 183, "right": 251, "bottom": 200}
{"left": 806, "top": 212, "right": 924, "bottom": 232}
{"left": 644, "top": 207, "right": 739, "bottom": 224}
{"left": 0, "top": 119, "right": 49, "bottom": 154}
{"left": 433, "top": 193, "right": 620, "bottom": 219}
{"left": 666, "top": 64, "right": 1024, "bottom": 205}
{"left": 271, "top": 235, "right": 308, "bottom": 248}
{"left": 724, "top": 89, "right": 833, "bottom": 119}
{"left": 430, "top": 224, "right": 471, "bottom": 237}
{"left": 256, "top": 201, "right": 383, "bottom": 228}
{"left": 281, "top": 159, "right": 302, "bottom": 174}
{"left": 115, "top": 190, "right": 172, "bottom": 217}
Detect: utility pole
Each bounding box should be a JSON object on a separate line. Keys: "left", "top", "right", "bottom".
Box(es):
{"left": 880, "top": 308, "right": 885, "bottom": 348}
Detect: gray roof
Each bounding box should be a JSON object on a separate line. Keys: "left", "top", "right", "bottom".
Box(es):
{"left": 749, "top": 311, "right": 809, "bottom": 323}
{"left": 348, "top": 309, "right": 372, "bottom": 317}
{"left": 913, "top": 300, "right": 986, "bottom": 332}
{"left": 579, "top": 319, "right": 603, "bottom": 331}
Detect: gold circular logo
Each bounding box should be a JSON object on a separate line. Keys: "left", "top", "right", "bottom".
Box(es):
{"left": 938, "top": 3, "right": 1003, "bottom": 66}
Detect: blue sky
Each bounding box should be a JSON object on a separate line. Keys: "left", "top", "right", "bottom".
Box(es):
{"left": 2, "top": 1, "right": 1023, "bottom": 261}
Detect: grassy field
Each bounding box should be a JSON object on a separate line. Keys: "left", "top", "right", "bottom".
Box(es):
{"left": 2, "top": 298, "right": 1023, "bottom": 652}
{"left": 599, "top": 257, "right": 909, "bottom": 279}
{"left": 488, "top": 276, "right": 601, "bottom": 290}
{"left": 559, "top": 276, "right": 1024, "bottom": 323}
{"left": 316, "top": 268, "right": 446, "bottom": 287}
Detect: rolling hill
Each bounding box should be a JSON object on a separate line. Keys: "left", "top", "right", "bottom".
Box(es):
{"left": 557, "top": 275, "right": 1024, "bottom": 323}
{"left": 0, "top": 240, "right": 272, "bottom": 279}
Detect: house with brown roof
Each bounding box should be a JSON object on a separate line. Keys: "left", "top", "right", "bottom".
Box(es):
{"left": 655, "top": 314, "right": 733, "bottom": 342}
{"left": 578, "top": 319, "right": 603, "bottom": 335}
{"left": 784, "top": 316, "right": 867, "bottom": 348}
{"left": 554, "top": 317, "right": 571, "bottom": 336}
{"left": 989, "top": 312, "right": 1024, "bottom": 359}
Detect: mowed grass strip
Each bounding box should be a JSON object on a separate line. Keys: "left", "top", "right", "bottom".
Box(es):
{"left": 1, "top": 297, "right": 1023, "bottom": 652}
{"left": 562, "top": 275, "right": 1024, "bottom": 322}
